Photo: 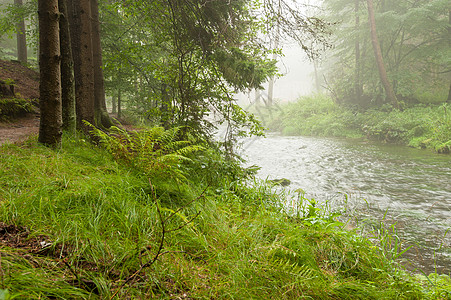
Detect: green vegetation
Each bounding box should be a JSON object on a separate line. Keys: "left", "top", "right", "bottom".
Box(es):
{"left": 267, "top": 95, "right": 451, "bottom": 153}
{"left": 0, "top": 97, "right": 34, "bottom": 121}
{"left": 1, "top": 131, "right": 450, "bottom": 299}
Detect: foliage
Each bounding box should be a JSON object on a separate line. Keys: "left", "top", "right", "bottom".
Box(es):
{"left": 268, "top": 94, "right": 451, "bottom": 153}
{"left": 88, "top": 124, "right": 204, "bottom": 182}
{"left": 320, "top": 0, "right": 450, "bottom": 107}
{"left": 0, "top": 135, "right": 443, "bottom": 298}
{"left": 0, "top": 97, "right": 33, "bottom": 120}
{"left": 0, "top": 0, "right": 38, "bottom": 52}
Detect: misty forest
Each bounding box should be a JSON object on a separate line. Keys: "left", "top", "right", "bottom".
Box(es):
{"left": 0, "top": 0, "right": 450, "bottom": 298}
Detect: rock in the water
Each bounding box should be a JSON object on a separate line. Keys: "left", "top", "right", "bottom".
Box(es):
{"left": 269, "top": 178, "right": 291, "bottom": 186}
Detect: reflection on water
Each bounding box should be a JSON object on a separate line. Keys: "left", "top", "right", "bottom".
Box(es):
{"left": 240, "top": 134, "right": 451, "bottom": 274}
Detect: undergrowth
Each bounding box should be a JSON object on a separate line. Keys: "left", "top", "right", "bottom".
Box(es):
{"left": 0, "top": 97, "right": 34, "bottom": 121}
{"left": 265, "top": 95, "right": 451, "bottom": 153}
{"left": 0, "top": 131, "right": 449, "bottom": 299}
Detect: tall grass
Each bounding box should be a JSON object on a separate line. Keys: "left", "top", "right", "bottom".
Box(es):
{"left": 0, "top": 133, "right": 448, "bottom": 298}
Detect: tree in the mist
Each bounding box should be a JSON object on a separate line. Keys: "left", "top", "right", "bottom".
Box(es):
{"left": 38, "top": 0, "right": 62, "bottom": 146}
{"left": 14, "top": 0, "right": 27, "bottom": 63}
{"left": 366, "top": 0, "right": 398, "bottom": 108}
{"left": 448, "top": 9, "right": 451, "bottom": 103}
{"left": 323, "top": 0, "right": 450, "bottom": 107}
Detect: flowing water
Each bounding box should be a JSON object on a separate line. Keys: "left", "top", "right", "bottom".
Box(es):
{"left": 239, "top": 134, "right": 451, "bottom": 274}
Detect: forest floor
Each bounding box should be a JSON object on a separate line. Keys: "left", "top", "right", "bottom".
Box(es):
{"left": 0, "top": 59, "right": 40, "bottom": 145}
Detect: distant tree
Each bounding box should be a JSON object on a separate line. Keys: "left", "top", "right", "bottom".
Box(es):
{"left": 14, "top": 0, "right": 27, "bottom": 63}
{"left": 366, "top": 0, "right": 398, "bottom": 108}
{"left": 38, "top": 0, "right": 62, "bottom": 147}
{"left": 323, "top": 0, "right": 450, "bottom": 107}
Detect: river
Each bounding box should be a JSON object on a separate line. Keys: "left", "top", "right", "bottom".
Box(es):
{"left": 239, "top": 134, "right": 451, "bottom": 274}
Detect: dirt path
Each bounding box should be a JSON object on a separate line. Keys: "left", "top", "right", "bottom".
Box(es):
{"left": 0, "top": 113, "right": 40, "bottom": 146}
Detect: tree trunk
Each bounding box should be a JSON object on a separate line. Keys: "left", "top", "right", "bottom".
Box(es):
{"left": 112, "top": 94, "right": 117, "bottom": 114}
{"left": 38, "top": 0, "right": 62, "bottom": 147}
{"left": 91, "top": 0, "right": 113, "bottom": 128}
{"left": 15, "top": 0, "right": 27, "bottom": 64}
{"left": 117, "top": 87, "right": 122, "bottom": 119}
{"left": 355, "top": 0, "right": 362, "bottom": 103}
{"left": 447, "top": 82, "right": 451, "bottom": 103}
{"left": 67, "top": 0, "right": 95, "bottom": 133}
{"left": 59, "top": 0, "right": 76, "bottom": 133}
{"left": 447, "top": 10, "right": 451, "bottom": 103}
{"left": 366, "top": 0, "right": 398, "bottom": 108}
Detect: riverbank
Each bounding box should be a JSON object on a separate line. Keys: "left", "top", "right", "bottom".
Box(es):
{"left": 265, "top": 94, "right": 451, "bottom": 154}
{"left": 0, "top": 132, "right": 450, "bottom": 298}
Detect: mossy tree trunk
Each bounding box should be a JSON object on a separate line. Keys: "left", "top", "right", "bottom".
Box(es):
{"left": 38, "top": 0, "right": 62, "bottom": 147}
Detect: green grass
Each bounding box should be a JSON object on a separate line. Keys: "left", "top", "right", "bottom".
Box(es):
{"left": 265, "top": 95, "right": 451, "bottom": 153}
{"left": 0, "top": 133, "right": 449, "bottom": 299}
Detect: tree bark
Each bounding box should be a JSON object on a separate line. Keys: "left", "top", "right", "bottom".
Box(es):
{"left": 15, "top": 0, "right": 27, "bottom": 64}
{"left": 59, "top": 0, "right": 76, "bottom": 133}
{"left": 67, "top": 0, "right": 95, "bottom": 133}
{"left": 38, "top": 0, "right": 62, "bottom": 147}
{"left": 366, "top": 0, "right": 398, "bottom": 108}
{"left": 90, "top": 0, "right": 113, "bottom": 128}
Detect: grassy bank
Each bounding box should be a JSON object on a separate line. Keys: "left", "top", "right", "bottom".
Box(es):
{"left": 0, "top": 132, "right": 450, "bottom": 299}
{"left": 266, "top": 95, "right": 451, "bottom": 153}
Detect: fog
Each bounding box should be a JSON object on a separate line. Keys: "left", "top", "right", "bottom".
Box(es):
{"left": 236, "top": 45, "right": 316, "bottom": 106}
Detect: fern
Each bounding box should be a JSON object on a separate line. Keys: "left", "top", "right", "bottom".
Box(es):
{"left": 267, "top": 242, "right": 315, "bottom": 278}
{"left": 86, "top": 123, "right": 204, "bottom": 181}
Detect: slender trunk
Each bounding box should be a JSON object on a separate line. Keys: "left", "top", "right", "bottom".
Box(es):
{"left": 59, "top": 0, "right": 76, "bottom": 133}
{"left": 112, "top": 94, "right": 117, "bottom": 114}
{"left": 15, "top": 0, "right": 27, "bottom": 63}
{"left": 447, "top": 10, "right": 451, "bottom": 103}
{"left": 366, "top": 0, "right": 398, "bottom": 108}
{"left": 447, "top": 82, "right": 451, "bottom": 103}
{"left": 355, "top": 0, "right": 362, "bottom": 103}
{"left": 91, "top": 0, "right": 113, "bottom": 128}
{"left": 313, "top": 60, "right": 321, "bottom": 93}
{"left": 160, "top": 83, "right": 171, "bottom": 129}
{"left": 117, "top": 87, "right": 122, "bottom": 119}
{"left": 38, "top": 0, "right": 62, "bottom": 147}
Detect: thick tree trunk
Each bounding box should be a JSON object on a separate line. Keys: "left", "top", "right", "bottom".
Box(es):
{"left": 38, "top": 0, "right": 62, "bottom": 147}
{"left": 67, "top": 0, "right": 95, "bottom": 133}
{"left": 15, "top": 0, "right": 27, "bottom": 63}
{"left": 90, "top": 0, "right": 113, "bottom": 128}
{"left": 367, "top": 0, "right": 398, "bottom": 108}
{"left": 59, "top": 0, "right": 76, "bottom": 133}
